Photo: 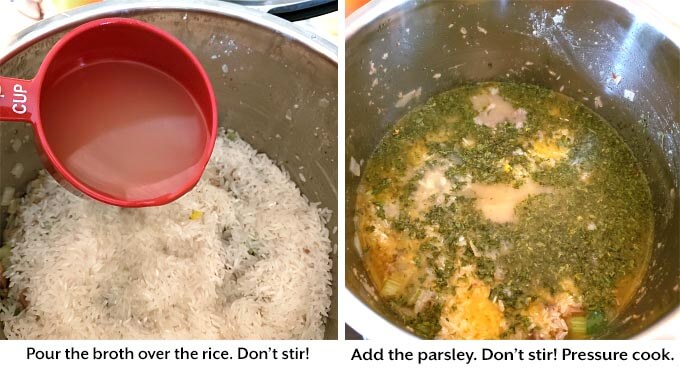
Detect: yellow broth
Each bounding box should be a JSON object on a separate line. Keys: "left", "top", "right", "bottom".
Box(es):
{"left": 355, "top": 83, "right": 654, "bottom": 339}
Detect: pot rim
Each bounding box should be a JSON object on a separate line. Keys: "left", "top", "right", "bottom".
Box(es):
{"left": 346, "top": 0, "right": 680, "bottom": 48}
{"left": 0, "top": 0, "right": 338, "bottom": 65}
{"left": 344, "top": 0, "right": 680, "bottom": 340}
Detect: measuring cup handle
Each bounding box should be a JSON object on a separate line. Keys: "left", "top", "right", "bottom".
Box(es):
{"left": 0, "top": 77, "right": 35, "bottom": 123}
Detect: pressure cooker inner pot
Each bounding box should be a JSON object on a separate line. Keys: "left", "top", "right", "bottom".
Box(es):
{"left": 346, "top": 0, "right": 678, "bottom": 338}
{"left": 0, "top": 7, "right": 338, "bottom": 339}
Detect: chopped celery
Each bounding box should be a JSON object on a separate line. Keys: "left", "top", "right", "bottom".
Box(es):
{"left": 380, "top": 276, "right": 403, "bottom": 297}
{"left": 406, "top": 287, "right": 421, "bottom": 305}
{"left": 0, "top": 245, "right": 11, "bottom": 270}
{"left": 189, "top": 210, "right": 204, "bottom": 220}
{"left": 567, "top": 316, "right": 587, "bottom": 338}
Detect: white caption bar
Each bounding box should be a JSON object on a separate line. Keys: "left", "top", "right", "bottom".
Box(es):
{"left": 0, "top": 340, "right": 677, "bottom": 373}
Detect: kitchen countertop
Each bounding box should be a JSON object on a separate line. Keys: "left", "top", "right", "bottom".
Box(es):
{"left": 0, "top": 1, "right": 39, "bottom": 47}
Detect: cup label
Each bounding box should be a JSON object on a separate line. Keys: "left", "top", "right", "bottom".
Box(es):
{"left": 12, "top": 83, "right": 28, "bottom": 115}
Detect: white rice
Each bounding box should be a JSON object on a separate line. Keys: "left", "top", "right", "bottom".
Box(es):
{"left": 0, "top": 132, "right": 333, "bottom": 339}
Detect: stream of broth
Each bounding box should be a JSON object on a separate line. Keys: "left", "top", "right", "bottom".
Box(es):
{"left": 355, "top": 83, "right": 654, "bottom": 340}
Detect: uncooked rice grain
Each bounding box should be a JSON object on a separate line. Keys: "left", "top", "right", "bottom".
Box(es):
{"left": 0, "top": 132, "right": 333, "bottom": 339}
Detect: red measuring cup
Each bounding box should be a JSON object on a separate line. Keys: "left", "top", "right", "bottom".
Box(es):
{"left": 0, "top": 18, "right": 217, "bottom": 207}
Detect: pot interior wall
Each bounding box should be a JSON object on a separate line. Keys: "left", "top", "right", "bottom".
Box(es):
{"left": 346, "top": 0, "right": 678, "bottom": 338}
{"left": 0, "top": 8, "right": 337, "bottom": 339}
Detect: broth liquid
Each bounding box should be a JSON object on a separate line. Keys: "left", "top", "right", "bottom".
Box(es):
{"left": 356, "top": 82, "right": 654, "bottom": 339}
{"left": 41, "top": 60, "right": 208, "bottom": 202}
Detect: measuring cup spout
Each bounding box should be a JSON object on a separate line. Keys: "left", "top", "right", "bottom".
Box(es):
{"left": 0, "top": 77, "right": 35, "bottom": 123}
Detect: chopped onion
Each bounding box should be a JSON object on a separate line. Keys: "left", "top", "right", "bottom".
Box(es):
{"left": 469, "top": 239, "right": 481, "bottom": 257}
{"left": 1, "top": 187, "right": 15, "bottom": 206}
{"left": 349, "top": 157, "right": 361, "bottom": 177}
{"left": 10, "top": 163, "right": 24, "bottom": 179}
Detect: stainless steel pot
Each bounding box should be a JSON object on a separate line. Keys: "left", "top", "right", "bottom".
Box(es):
{"left": 346, "top": 0, "right": 679, "bottom": 339}
{"left": 0, "top": 0, "right": 337, "bottom": 339}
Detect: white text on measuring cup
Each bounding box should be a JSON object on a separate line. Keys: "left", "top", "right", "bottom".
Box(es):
{"left": 12, "top": 84, "right": 28, "bottom": 115}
